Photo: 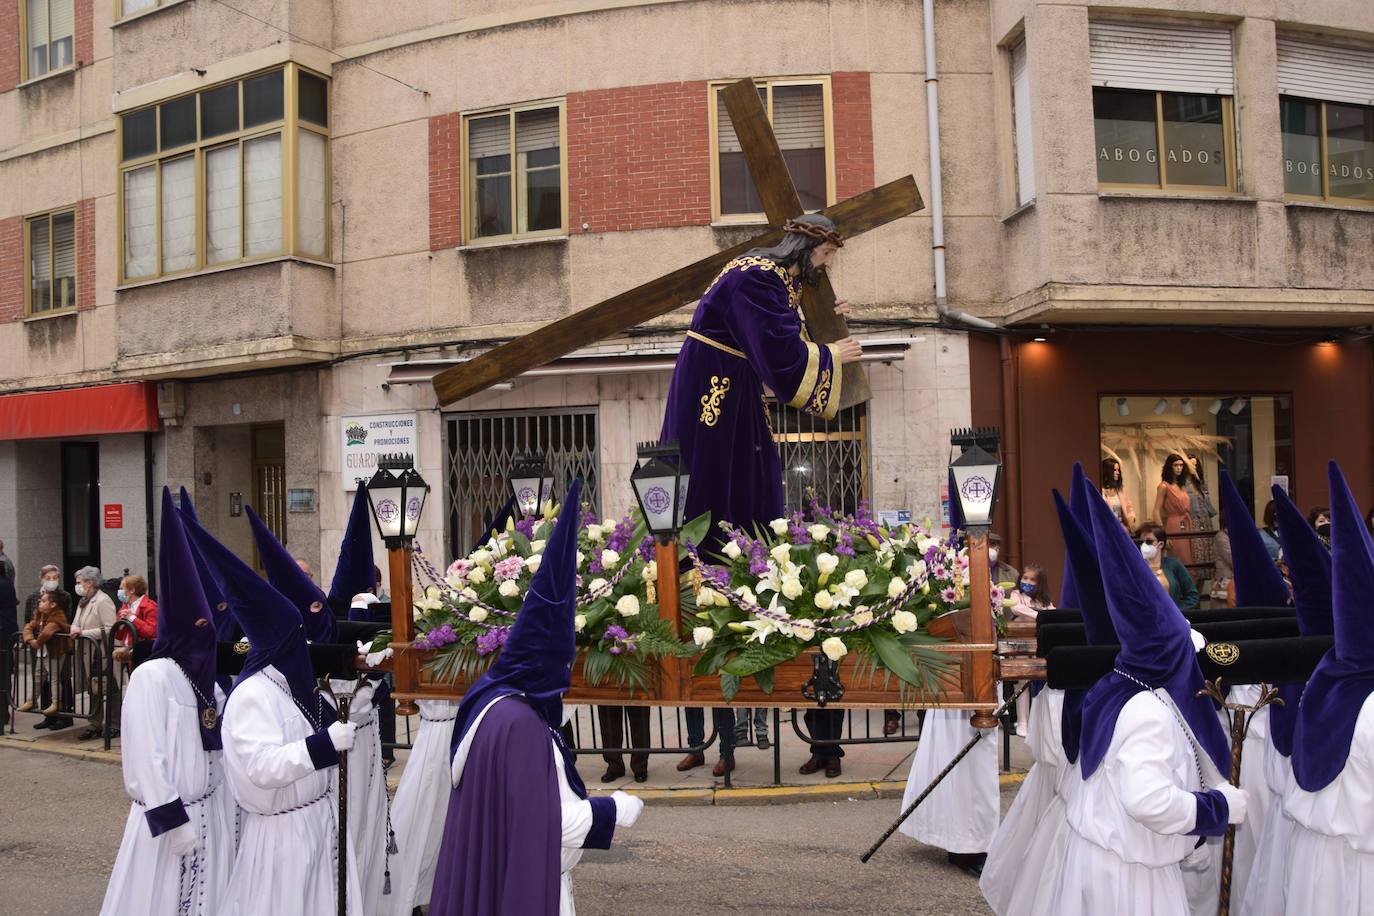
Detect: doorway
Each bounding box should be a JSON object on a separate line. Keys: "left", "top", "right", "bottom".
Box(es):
{"left": 60, "top": 442, "right": 100, "bottom": 578}
{"left": 251, "top": 424, "right": 287, "bottom": 565}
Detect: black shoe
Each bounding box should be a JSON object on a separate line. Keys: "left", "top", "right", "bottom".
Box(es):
{"left": 600, "top": 767, "right": 626, "bottom": 784}
{"left": 756, "top": 733, "right": 770, "bottom": 750}
{"left": 50, "top": 718, "right": 74, "bottom": 730}
{"left": 33, "top": 720, "right": 52, "bottom": 730}
{"left": 633, "top": 771, "right": 648, "bottom": 783}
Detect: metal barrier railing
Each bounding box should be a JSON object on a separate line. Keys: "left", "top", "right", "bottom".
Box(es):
{"left": 7, "top": 631, "right": 106, "bottom": 732}
{"left": 105, "top": 620, "right": 139, "bottom": 750}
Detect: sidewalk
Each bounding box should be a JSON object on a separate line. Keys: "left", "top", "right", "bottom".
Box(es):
{"left": 1, "top": 705, "right": 1033, "bottom": 804}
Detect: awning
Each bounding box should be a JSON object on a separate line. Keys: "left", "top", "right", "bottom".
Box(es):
{"left": 0, "top": 382, "right": 160, "bottom": 441}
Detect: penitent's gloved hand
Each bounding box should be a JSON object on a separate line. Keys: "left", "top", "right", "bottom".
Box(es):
{"left": 165, "top": 821, "right": 198, "bottom": 856}
{"left": 1214, "top": 783, "right": 1249, "bottom": 825}
{"left": 611, "top": 790, "right": 644, "bottom": 827}
{"left": 328, "top": 721, "right": 357, "bottom": 753}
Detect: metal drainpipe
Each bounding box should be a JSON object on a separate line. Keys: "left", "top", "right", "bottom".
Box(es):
{"left": 923, "top": 0, "right": 999, "bottom": 332}
{"left": 998, "top": 336, "right": 1023, "bottom": 570}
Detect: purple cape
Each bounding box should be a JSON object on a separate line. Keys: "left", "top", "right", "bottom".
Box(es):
{"left": 429, "top": 697, "right": 562, "bottom": 916}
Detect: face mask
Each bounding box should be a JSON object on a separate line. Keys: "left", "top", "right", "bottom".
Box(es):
{"left": 1140, "top": 542, "right": 1160, "bottom": 561}
{"left": 41, "top": 580, "right": 58, "bottom": 592}
{"left": 1317, "top": 523, "right": 1331, "bottom": 538}
{"left": 988, "top": 547, "right": 999, "bottom": 564}
{"left": 74, "top": 584, "right": 86, "bottom": 597}
{"left": 117, "top": 589, "right": 128, "bottom": 604}
{"left": 1018, "top": 582, "right": 1036, "bottom": 595}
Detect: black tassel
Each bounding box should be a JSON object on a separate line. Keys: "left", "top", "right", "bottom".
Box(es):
{"left": 388, "top": 829, "right": 398, "bottom": 855}
{"left": 383, "top": 870, "right": 392, "bottom": 895}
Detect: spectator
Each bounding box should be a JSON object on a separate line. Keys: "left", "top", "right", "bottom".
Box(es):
{"left": 0, "top": 537, "right": 14, "bottom": 584}
{"left": 296, "top": 558, "right": 315, "bottom": 580}
{"left": 678, "top": 707, "right": 736, "bottom": 777}
{"left": 71, "top": 566, "right": 118, "bottom": 740}
{"left": 113, "top": 574, "right": 158, "bottom": 676}
{"left": 1308, "top": 505, "right": 1332, "bottom": 550}
{"left": 19, "top": 587, "right": 72, "bottom": 730}
{"left": 1137, "top": 523, "right": 1199, "bottom": 611}
{"left": 23, "top": 565, "right": 60, "bottom": 625}
{"left": 1211, "top": 510, "right": 1234, "bottom": 606}
{"left": 597, "top": 705, "right": 650, "bottom": 783}
{"left": 989, "top": 532, "right": 1019, "bottom": 587}
{"left": 1258, "top": 500, "right": 1282, "bottom": 561}
{"left": 0, "top": 571, "right": 17, "bottom": 713}
{"left": 373, "top": 564, "right": 390, "bottom": 601}
{"left": 733, "top": 707, "right": 771, "bottom": 750}
{"left": 1007, "top": 564, "right": 1055, "bottom": 736}
{"left": 800, "top": 707, "right": 845, "bottom": 778}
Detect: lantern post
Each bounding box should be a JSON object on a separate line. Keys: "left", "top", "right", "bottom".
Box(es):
{"left": 366, "top": 453, "right": 430, "bottom": 716}
{"left": 949, "top": 428, "right": 1003, "bottom": 729}
{"left": 630, "top": 441, "right": 690, "bottom": 699}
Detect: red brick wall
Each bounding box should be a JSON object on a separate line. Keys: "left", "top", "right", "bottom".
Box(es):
{"left": 566, "top": 81, "right": 711, "bottom": 233}
{"left": 0, "top": 216, "right": 23, "bottom": 323}
{"left": 76, "top": 197, "right": 94, "bottom": 310}
{"left": 832, "top": 72, "right": 875, "bottom": 200}
{"left": 0, "top": 0, "right": 19, "bottom": 92}
{"left": 428, "top": 112, "right": 461, "bottom": 251}
{"left": 75, "top": 0, "right": 93, "bottom": 69}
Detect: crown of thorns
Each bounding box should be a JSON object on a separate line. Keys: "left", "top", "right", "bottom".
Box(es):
{"left": 782, "top": 218, "right": 844, "bottom": 247}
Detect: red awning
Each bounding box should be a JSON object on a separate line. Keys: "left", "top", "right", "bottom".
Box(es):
{"left": 0, "top": 382, "right": 160, "bottom": 441}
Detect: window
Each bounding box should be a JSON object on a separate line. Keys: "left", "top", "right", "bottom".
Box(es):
{"left": 710, "top": 78, "right": 833, "bottom": 220}
{"left": 463, "top": 101, "right": 566, "bottom": 243}
{"left": 1010, "top": 40, "right": 1035, "bottom": 206}
{"left": 21, "top": 0, "right": 73, "bottom": 81}
{"left": 117, "top": 0, "right": 168, "bottom": 18}
{"left": 25, "top": 209, "right": 76, "bottom": 315}
{"left": 1089, "top": 21, "right": 1236, "bottom": 192}
{"left": 1278, "top": 38, "right": 1374, "bottom": 204}
{"left": 118, "top": 65, "right": 330, "bottom": 283}
{"left": 771, "top": 401, "right": 868, "bottom": 515}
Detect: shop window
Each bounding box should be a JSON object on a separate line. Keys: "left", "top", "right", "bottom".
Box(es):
{"left": 1098, "top": 395, "right": 1295, "bottom": 589}
{"left": 21, "top": 0, "right": 73, "bottom": 81}
{"left": 463, "top": 101, "right": 566, "bottom": 243}
{"left": 118, "top": 64, "right": 331, "bottom": 283}
{"left": 710, "top": 78, "right": 833, "bottom": 221}
{"left": 25, "top": 208, "right": 76, "bottom": 315}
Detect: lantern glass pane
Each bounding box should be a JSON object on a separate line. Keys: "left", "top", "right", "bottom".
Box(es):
{"left": 633, "top": 468, "right": 678, "bottom": 535}
{"left": 951, "top": 462, "right": 998, "bottom": 527}
{"left": 404, "top": 483, "right": 428, "bottom": 538}
{"left": 674, "top": 472, "right": 691, "bottom": 529}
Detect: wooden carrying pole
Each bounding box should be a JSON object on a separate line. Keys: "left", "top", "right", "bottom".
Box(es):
{"left": 965, "top": 529, "right": 999, "bottom": 728}
{"left": 654, "top": 539, "right": 688, "bottom": 701}
{"left": 389, "top": 545, "right": 420, "bottom": 716}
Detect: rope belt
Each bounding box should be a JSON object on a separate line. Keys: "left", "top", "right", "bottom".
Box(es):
{"left": 686, "top": 330, "right": 746, "bottom": 359}
{"left": 420, "top": 712, "right": 458, "bottom": 723}
{"left": 133, "top": 779, "right": 222, "bottom": 809}
{"left": 256, "top": 784, "right": 331, "bottom": 817}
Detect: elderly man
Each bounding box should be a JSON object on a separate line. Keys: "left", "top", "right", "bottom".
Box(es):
{"left": 24, "top": 565, "right": 60, "bottom": 625}
{"left": 71, "top": 566, "right": 118, "bottom": 740}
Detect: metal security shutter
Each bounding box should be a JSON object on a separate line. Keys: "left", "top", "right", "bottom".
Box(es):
{"left": 1090, "top": 21, "right": 1235, "bottom": 95}
{"left": 515, "top": 108, "right": 560, "bottom": 153}
{"left": 1278, "top": 37, "right": 1374, "bottom": 106}
{"left": 1011, "top": 40, "right": 1035, "bottom": 205}
{"left": 467, "top": 116, "right": 509, "bottom": 160}
{"left": 772, "top": 86, "right": 825, "bottom": 151}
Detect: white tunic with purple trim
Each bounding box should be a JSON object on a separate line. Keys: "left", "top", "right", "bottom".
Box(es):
{"left": 98, "top": 658, "right": 236, "bottom": 916}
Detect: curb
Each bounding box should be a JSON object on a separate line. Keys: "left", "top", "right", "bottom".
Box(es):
{"left": 0, "top": 734, "right": 121, "bottom": 765}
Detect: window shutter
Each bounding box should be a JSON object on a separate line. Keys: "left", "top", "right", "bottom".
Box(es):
{"left": 515, "top": 108, "right": 560, "bottom": 153}
{"left": 205, "top": 144, "right": 242, "bottom": 264}
{"left": 1278, "top": 37, "right": 1374, "bottom": 107}
{"left": 468, "top": 116, "right": 510, "bottom": 160}
{"left": 52, "top": 213, "right": 74, "bottom": 283}
{"left": 1090, "top": 21, "right": 1234, "bottom": 95}
{"left": 29, "top": 218, "right": 51, "bottom": 288}
{"left": 161, "top": 156, "right": 197, "bottom": 273}
{"left": 716, "top": 86, "right": 768, "bottom": 154}
{"left": 244, "top": 133, "right": 283, "bottom": 257}
{"left": 26, "top": 0, "right": 48, "bottom": 50}
{"left": 123, "top": 166, "right": 157, "bottom": 279}
{"left": 296, "top": 129, "right": 328, "bottom": 258}
{"left": 1011, "top": 40, "right": 1035, "bottom": 205}
{"left": 772, "top": 85, "right": 825, "bottom": 151}
{"left": 49, "top": 0, "right": 73, "bottom": 42}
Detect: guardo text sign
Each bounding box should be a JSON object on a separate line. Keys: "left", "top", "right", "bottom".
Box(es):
{"left": 341, "top": 412, "right": 418, "bottom": 491}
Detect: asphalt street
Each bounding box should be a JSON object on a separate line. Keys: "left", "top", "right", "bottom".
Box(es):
{"left": 0, "top": 746, "right": 998, "bottom": 915}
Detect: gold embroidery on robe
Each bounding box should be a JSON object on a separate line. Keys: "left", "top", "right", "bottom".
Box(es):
{"left": 820, "top": 344, "right": 843, "bottom": 419}
{"left": 787, "top": 341, "right": 822, "bottom": 410}
{"left": 699, "top": 375, "right": 731, "bottom": 426}
{"left": 808, "top": 368, "right": 834, "bottom": 417}
{"left": 702, "top": 256, "right": 792, "bottom": 299}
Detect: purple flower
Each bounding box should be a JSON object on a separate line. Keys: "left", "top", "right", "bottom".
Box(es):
{"left": 606, "top": 516, "right": 635, "bottom": 554}
{"left": 515, "top": 516, "right": 538, "bottom": 538}
{"left": 475, "top": 626, "right": 511, "bottom": 657}
{"left": 602, "top": 623, "right": 638, "bottom": 655}
{"left": 604, "top": 624, "right": 630, "bottom": 641}
{"left": 940, "top": 587, "right": 958, "bottom": 603}
{"left": 703, "top": 564, "right": 730, "bottom": 590}
{"left": 609, "top": 645, "right": 623, "bottom": 655}
{"left": 836, "top": 530, "right": 856, "bottom": 557}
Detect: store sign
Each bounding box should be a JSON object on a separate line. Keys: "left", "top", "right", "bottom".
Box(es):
{"left": 1097, "top": 145, "right": 1221, "bottom": 165}
{"left": 341, "top": 412, "right": 418, "bottom": 490}
{"left": 104, "top": 504, "right": 123, "bottom": 529}
{"left": 878, "top": 509, "right": 911, "bottom": 528}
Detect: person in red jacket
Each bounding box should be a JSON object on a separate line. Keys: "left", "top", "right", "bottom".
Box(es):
{"left": 116, "top": 574, "right": 159, "bottom": 641}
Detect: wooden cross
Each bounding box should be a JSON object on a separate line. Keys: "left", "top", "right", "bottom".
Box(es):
{"left": 432, "top": 77, "right": 925, "bottom": 409}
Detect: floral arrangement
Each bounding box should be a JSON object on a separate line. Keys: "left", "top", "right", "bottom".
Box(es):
{"left": 402, "top": 502, "right": 703, "bottom": 693}
{"left": 685, "top": 500, "right": 992, "bottom": 701}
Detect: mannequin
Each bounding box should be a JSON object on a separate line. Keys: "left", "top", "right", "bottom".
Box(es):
{"left": 1101, "top": 459, "right": 1137, "bottom": 530}
{"left": 1152, "top": 455, "right": 1195, "bottom": 566}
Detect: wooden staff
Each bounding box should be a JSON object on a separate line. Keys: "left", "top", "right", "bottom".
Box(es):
{"left": 860, "top": 681, "right": 1029, "bottom": 863}
{"left": 318, "top": 674, "right": 371, "bottom": 916}
{"left": 1197, "top": 677, "right": 1283, "bottom": 916}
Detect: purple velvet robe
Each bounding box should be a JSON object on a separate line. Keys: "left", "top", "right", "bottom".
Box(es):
{"left": 661, "top": 256, "right": 842, "bottom": 552}
{"left": 429, "top": 697, "right": 562, "bottom": 916}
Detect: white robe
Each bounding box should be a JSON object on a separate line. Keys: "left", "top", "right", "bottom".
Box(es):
{"left": 451, "top": 695, "right": 609, "bottom": 916}
{"left": 329, "top": 677, "right": 389, "bottom": 916}
{"left": 386, "top": 698, "right": 458, "bottom": 916}
{"left": 1051, "top": 690, "right": 1221, "bottom": 916}
{"left": 1280, "top": 694, "right": 1374, "bottom": 916}
{"left": 981, "top": 688, "right": 1070, "bottom": 915}
{"left": 899, "top": 707, "right": 1000, "bottom": 854}
{"left": 1238, "top": 738, "right": 1297, "bottom": 916}
{"left": 220, "top": 666, "right": 362, "bottom": 916}
{"left": 99, "top": 659, "right": 236, "bottom": 916}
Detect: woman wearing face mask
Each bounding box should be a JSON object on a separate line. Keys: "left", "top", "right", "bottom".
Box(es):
{"left": 989, "top": 533, "right": 1019, "bottom": 587}
{"left": 70, "top": 566, "right": 118, "bottom": 740}
{"left": 1308, "top": 506, "right": 1331, "bottom": 550}
{"left": 1152, "top": 454, "right": 1195, "bottom": 568}
{"left": 111, "top": 576, "right": 158, "bottom": 684}
{"left": 1008, "top": 564, "right": 1056, "bottom": 737}
{"left": 1137, "top": 524, "right": 1199, "bottom": 611}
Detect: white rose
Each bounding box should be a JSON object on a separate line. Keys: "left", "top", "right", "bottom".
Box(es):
{"left": 616, "top": 595, "right": 641, "bottom": 617}
{"left": 467, "top": 566, "right": 487, "bottom": 585}
{"left": 586, "top": 524, "right": 605, "bottom": 543}
{"left": 529, "top": 539, "right": 546, "bottom": 554}
{"left": 574, "top": 614, "right": 587, "bottom": 633}
{"left": 603, "top": 517, "right": 618, "bottom": 531}
{"left": 471, "top": 549, "right": 493, "bottom": 567}
{"left": 917, "top": 537, "right": 939, "bottom": 555}
{"left": 697, "top": 586, "right": 720, "bottom": 608}
{"left": 888, "top": 576, "right": 906, "bottom": 599}
{"left": 821, "top": 636, "right": 848, "bottom": 661}
{"left": 808, "top": 524, "right": 830, "bottom": 542}
{"left": 576, "top": 550, "right": 585, "bottom": 567}
{"left": 460, "top": 587, "right": 479, "bottom": 603}
{"left": 693, "top": 626, "right": 714, "bottom": 648}
{"left": 770, "top": 543, "right": 791, "bottom": 566}
{"left": 722, "top": 540, "right": 743, "bottom": 560}
{"left": 601, "top": 549, "right": 621, "bottom": 570}
{"left": 498, "top": 580, "right": 520, "bottom": 598}
{"left": 815, "top": 552, "right": 840, "bottom": 576}
{"left": 906, "top": 559, "right": 928, "bottom": 581}
{"left": 892, "top": 610, "right": 918, "bottom": 634}
{"left": 468, "top": 608, "right": 489, "bottom": 624}
{"left": 445, "top": 572, "right": 466, "bottom": 589}
{"left": 851, "top": 607, "right": 874, "bottom": 628}
{"left": 770, "top": 518, "right": 789, "bottom": 536}
{"left": 781, "top": 577, "right": 804, "bottom": 601}
{"left": 813, "top": 590, "right": 835, "bottom": 611}
{"left": 791, "top": 620, "right": 816, "bottom": 642}
{"left": 524, "top": 554, "right": 542, "bottom": 573}
{"left": 735, "top": 585, "right": 756, "bottom": 605}
{"left": 588, "top": 577, "right": 609, "bottom": 594}
{"left": 641, "top": 560, "right": 658, "bottom": 582}
{"left": 844, "top": 569, "right": 869, "bottom": 590}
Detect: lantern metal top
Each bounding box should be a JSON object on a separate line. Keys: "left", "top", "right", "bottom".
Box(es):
{"left": 637, "top": 439, "right": 681, "bottom": 459}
